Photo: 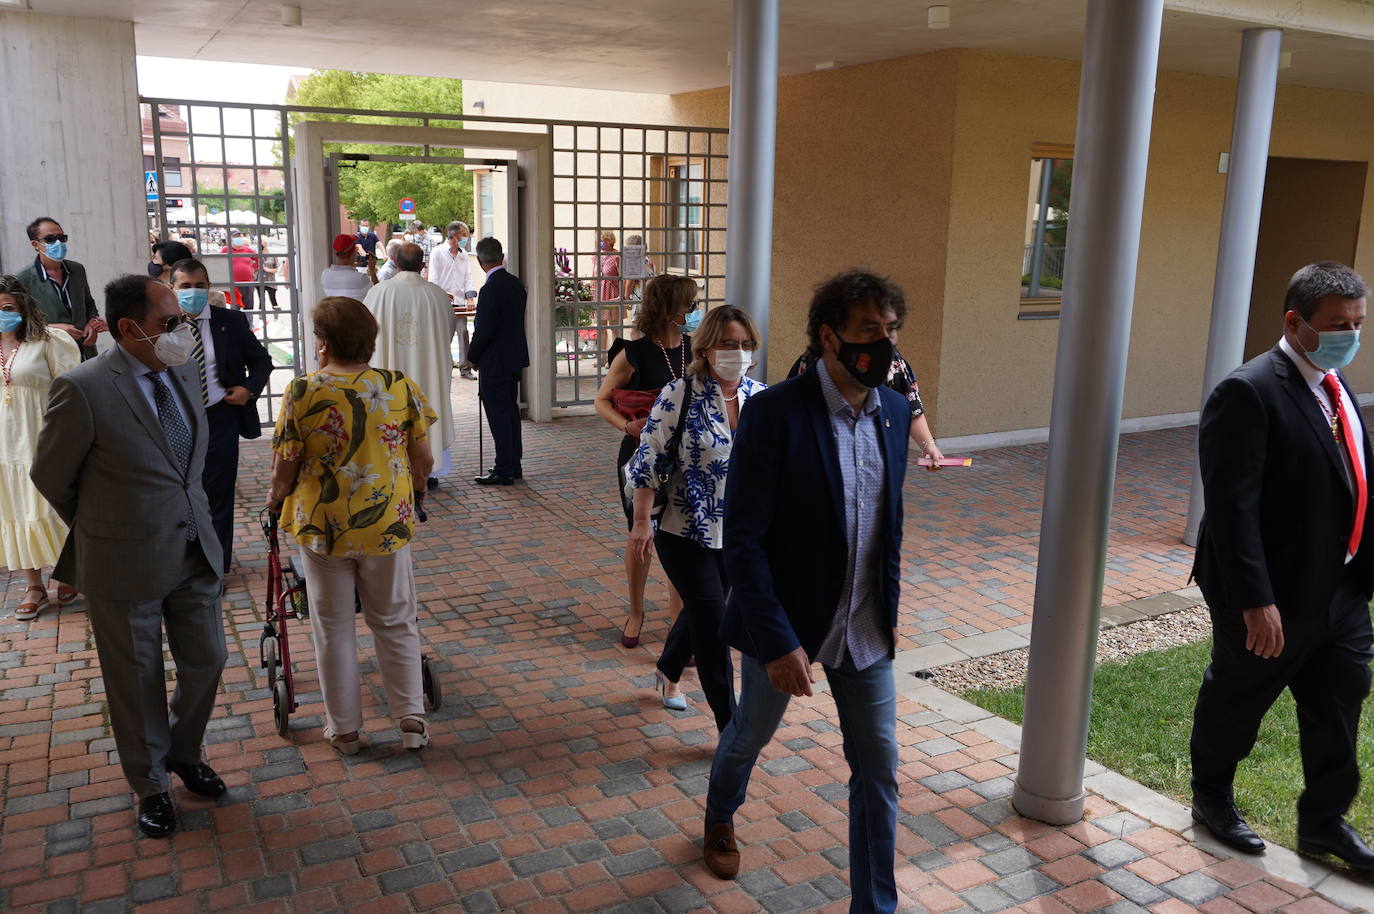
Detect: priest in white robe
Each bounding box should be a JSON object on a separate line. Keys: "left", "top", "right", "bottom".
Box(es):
{"left": 363, "top": 243, "right": 456, "bottom": 485}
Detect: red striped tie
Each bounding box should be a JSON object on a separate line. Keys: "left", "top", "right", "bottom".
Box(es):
{"left": 1321, "top": 373, "right": 1366, "bottom": 556}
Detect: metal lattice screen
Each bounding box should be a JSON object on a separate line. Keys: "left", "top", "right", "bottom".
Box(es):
{"left": 549, "top": 124, "right": 729, "bottom": 405}
{"left": 142, "top": 97, "right": 729, "bottom": 419}
{"left": 142, "top": 100, "right": 302, "bottom": 427}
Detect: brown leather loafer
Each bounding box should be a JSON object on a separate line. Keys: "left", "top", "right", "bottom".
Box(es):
{"left": 703, "top": 822, "right": 740, "bottom": 879}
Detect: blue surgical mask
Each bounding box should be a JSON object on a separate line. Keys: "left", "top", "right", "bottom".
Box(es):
{"left": 44, "top": 240, "right": 67, "bottom": 261}
{"left": 176, "top": 288, "right": 210, "bottom": 315}
{"left": 1300, "top": 317, "right": 1361, "bottom": 370}
{"left": 0, "top": 311, "right": 23, "bottom": 333}
{"left": 683, "top": 309, "right": 702, "bottom": 333}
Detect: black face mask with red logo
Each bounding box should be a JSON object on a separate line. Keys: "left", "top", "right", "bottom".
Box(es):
{"left": 832, "top": 332, "right": 894, "bottom": 389}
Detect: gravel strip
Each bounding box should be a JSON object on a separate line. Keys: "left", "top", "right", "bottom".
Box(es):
{"left": 926, "top": 605, "right": 1212, "bottom": 693}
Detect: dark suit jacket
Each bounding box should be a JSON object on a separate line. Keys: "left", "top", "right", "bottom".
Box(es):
{"left": 205, "top": 305, "right": 271, "bottom": 439}
{"left": 719, "top": 367, "right": 911, "bottom": 664}
{"left": 468, "top": 267, "right": 529, "bottom": 375}
{"left": 1193, "top": 344, "right": 1374, "bottom": 627}
{"left": 15, "top": 257, "right": 100, "bottom": 359}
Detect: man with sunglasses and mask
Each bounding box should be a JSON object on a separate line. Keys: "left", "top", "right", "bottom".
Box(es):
{"left": 15, "top": 216, "right": 107, "bottom": 359}
{"left": 32, "top": 275, "right": 226, "bottom": 840}
{"left": 702, "top": 270, "right": 911, "bottom": 913}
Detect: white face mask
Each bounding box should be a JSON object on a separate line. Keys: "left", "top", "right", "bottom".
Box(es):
{"left": 132, "top": 321, "right": 196, "bottom": 367}
{"left": 710, "top": 349, "right": 753, "bottom": 382}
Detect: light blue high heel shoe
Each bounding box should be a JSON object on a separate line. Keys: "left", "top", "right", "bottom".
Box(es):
{"left": 654, "top": 670, "right": 688, "bottom": 711}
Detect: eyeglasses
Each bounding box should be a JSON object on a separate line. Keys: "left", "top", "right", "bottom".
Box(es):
{"left": 157, "top": 315, "right": 189, "bottom": 332}
{"left": 714, "top": 340, "right": 758, "bottom": 351}
{"left": 37, "top": 234, "right": 69, "bottom": 244}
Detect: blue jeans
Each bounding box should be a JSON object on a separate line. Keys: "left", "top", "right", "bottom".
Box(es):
{"left": 705, "top": 653, "right": 898, "bottom": 914}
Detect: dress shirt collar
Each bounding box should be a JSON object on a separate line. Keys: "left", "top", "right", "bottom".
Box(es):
{"left": 1278, "top": 335, "right": 1333, "bottom": 391}
{"left": 484, "top": 264, "right": 505, "bottom": 278}
{"left": 815, "top": 353, "right": 880, "bottom": 418}
{"left": 33, "top": 253, "right": 68, "bottom": 285}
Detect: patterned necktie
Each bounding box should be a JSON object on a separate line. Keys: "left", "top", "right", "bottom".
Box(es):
{"left": 1321, "top": 373, "right": 1366, "bottom": 556}
{"left": 187, "top": 319, "right": 209, "bottom": 406}
{"left": 149, "top": 371, "right": 197, "bottom": 541}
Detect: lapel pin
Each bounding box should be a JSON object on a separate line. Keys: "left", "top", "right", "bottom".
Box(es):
{"left": 884, "top": 419, "right": 890, "bottom": 428}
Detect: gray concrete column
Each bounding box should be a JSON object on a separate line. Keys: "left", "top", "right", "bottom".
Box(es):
{"left": 0, "top": 12, "right": 144, "bottom": 291}
{"left": 725, "top": 0, "right": 778, "bottom": 379}
{"left": 1182, "top": 28, "right": 1283, "bottom": 546}
{"left": 1012, "top": 0, "right": 1164, "bottom": 826}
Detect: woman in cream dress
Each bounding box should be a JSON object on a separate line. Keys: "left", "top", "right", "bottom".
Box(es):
{"left": 0, "top": 276, "right": 81, "bottom": 620}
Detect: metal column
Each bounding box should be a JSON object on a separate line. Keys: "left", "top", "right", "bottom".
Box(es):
{"left": 1182, "top": 28, "right": 1283, "bottom": 546}
{"left": 726, "top": 0, "right": 779, "bottom": 378}
{"left": 1011, "top": 0, "right": 1164, "bottom": 825}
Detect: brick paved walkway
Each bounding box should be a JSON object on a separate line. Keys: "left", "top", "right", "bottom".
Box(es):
{"left": 0, "top": 381, "right": 1365, "bottom": 913}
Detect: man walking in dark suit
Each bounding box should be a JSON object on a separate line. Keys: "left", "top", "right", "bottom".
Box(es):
{"left": 1191, "top": 261, "right": 1374, "bottom": 869}
{"left": 168, "top": 259, "right": 272, "bottom": 571}
{"left": 468, "top": 236, "right": 529, "bottom": 485}
{"left": 703, "top": 271, "right": 911, "bottom": 914}
{"left": 32, "top": 275, "right": 227, "bottom": 839}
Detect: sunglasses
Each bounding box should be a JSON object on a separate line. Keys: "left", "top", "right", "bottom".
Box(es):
{"left": 37, "top": 234, "right": 69, "bottom": 244}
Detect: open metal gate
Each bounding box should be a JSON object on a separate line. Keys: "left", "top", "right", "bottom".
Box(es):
{"left": 141, "top": 97, "right": 728, "bottom": 418}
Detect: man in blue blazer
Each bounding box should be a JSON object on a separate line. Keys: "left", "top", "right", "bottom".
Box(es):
{"left": 168, "top": 259, "right": 272, "bottom": 572}
{"left": 468, "top": 236, "right": 529, "bottom": 485}
{"left": 705, "top": 271, "right": 912, "bottom": 914}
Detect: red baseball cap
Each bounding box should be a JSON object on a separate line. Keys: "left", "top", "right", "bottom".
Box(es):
{"left": 331, "top": 234, "right": 356, "bottom": 254}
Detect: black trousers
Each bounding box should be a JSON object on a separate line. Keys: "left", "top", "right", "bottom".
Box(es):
{"left": 203, "top": 402, "right": 241, "bottom": 574}
{"left": 479, "top": 371, "right": 522, "bottom": 478}
{"left": 654, "top": 531, "right": 736, "bottom": 732}
{"left": 1191, "top": 568, "right": 1373, "bottom": 830}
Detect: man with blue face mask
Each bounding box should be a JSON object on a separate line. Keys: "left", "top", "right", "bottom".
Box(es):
{"left": 15, "top": 216, "right": 107, "bottom": 360}
{"left": 168, "top": 259, "right": 271, "bottom": 573}
{"left": 1191, "top": 261, "right": 1374, "bottom": 871}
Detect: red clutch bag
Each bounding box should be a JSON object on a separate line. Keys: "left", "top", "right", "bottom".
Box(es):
{"left": 611, "top": 388, "right": 660, "bottom": 421}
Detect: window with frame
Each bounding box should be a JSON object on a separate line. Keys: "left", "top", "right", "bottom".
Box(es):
{"left": 1020, "top": 144, "right": 1074, "bottom": 318}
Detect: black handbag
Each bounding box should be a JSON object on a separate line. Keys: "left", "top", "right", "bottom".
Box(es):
{"left": 649, "top": 378, "right": 694, "bottom": 521}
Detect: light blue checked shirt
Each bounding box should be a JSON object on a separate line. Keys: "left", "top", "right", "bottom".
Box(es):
{"left": 813, "top": 357, "right": 890, "bottom": 671}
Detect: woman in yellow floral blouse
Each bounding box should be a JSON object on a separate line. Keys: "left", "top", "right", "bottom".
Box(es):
{"left": 267, "top": 296, "right": 437, "bottom": 754}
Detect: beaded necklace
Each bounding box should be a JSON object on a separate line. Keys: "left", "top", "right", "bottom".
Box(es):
{"left": 0, "top": 338, "right": 19, "bottom": 406}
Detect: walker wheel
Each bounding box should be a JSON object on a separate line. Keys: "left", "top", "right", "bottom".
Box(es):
{"left": 262, "top": 636, "right": 279, "bottom": 690}
{"left": 273, "top": 679, "right": 291, "bottom": 737}
{"left": 422, "top": 656, "right": 442, "bottom": 711}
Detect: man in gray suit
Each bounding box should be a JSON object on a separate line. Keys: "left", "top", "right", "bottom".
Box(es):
{"left": 32, "top": 275, "right": 227, "bottom": 839}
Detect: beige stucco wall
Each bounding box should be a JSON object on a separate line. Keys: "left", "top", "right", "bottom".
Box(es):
{"left": 937, "top": 50, "right": 1374, "bottom": 437}
{"left": 667, "top": 53, "right": 959, "bottom": 403}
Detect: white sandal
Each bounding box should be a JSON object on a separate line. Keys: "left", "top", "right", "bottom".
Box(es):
{"left": 400, "top": 716, "right": 429, "bottom": 751}
{"left": 15, "top": 586, "right": 49, "bottom": 622}
{"left": 323, "top": 726, "right": 363, "bottom": 755}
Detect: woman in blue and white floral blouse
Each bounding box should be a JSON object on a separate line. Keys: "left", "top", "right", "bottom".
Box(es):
{"left": 626, "top": 305, "right": 765, "bottom": 731}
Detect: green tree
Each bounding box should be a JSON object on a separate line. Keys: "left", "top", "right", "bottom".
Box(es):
{"left": 290, "top": 71, "right": 472, "bottom": 229}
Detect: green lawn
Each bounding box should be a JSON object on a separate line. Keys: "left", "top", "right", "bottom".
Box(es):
{"left": 961, "top": 638, "right": 1374, "bottom": 851}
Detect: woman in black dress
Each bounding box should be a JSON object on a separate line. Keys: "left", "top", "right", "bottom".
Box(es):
{"left": 593, "top": 277, "right": 696, "bottom": 682}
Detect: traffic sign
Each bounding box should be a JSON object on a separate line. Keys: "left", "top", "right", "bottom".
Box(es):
{"left": 145, "top": 171, "right": 159, "bottom": 201}
{"left": 399, "top": 197, "right": 416, "bottom": 214}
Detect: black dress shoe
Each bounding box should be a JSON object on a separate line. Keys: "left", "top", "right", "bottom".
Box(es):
{"left": 473, "top": 472, "right": 515, "bottom": 486}
{"left": 1192, "top": 799, "right": 1265, "bottom": 854}
{"left": 426, "top": 477, "right": 440, "bottom": 491}
{"left": 137, "top": 793, "right": 176, "bottom": 838}
{"left": 166, "top": 759, "right": 227, "bottom": 798}
{"left": 1299, "top": 821, "right": 1374, "bottom": 870}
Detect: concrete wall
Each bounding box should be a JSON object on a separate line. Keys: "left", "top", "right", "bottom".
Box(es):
{"left": 463, "top": 81, "right": 679, "bottom": 128}
{"left": 0, "top": 12, "right": 144, "bottom": 299}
